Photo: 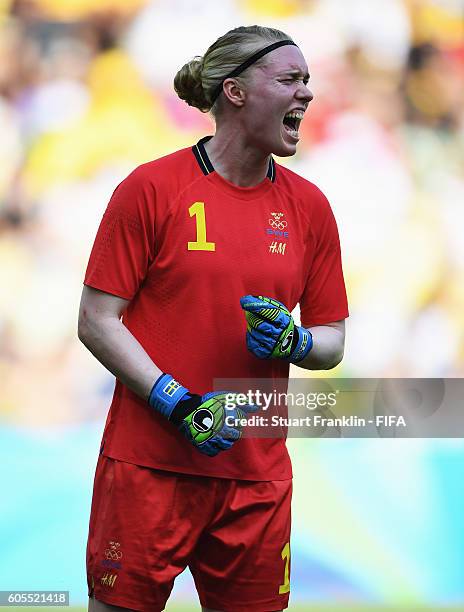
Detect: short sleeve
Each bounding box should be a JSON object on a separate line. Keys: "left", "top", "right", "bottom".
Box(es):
{"left": 299, "top": 189, "right": 349, "bottom": 327}
{"left": 84, "top": 167, "right": 156, "bottom": 300}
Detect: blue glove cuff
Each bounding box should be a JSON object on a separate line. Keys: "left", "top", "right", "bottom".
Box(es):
{"left": 290, "top": 326, "right": 313, "bottom": 363}
{"left": 148, "top": 373, "right": 190, "bottom": 419}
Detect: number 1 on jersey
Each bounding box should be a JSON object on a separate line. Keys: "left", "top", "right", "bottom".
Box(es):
{"left": 188, "top": 201, "right": 215, "bottom": 251}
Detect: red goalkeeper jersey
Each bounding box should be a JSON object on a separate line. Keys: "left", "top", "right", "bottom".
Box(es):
{"left": 84, "top": 137, "right": 349, "bottom": 481}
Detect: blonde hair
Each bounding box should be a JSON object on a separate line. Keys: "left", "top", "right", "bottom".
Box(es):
{"left": 174, "top": 25, "right": 293, "bottom": 114}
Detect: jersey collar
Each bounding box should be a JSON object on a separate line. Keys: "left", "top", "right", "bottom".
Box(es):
{"left": 192, "top": 136, "right": 276, "bottom": 183}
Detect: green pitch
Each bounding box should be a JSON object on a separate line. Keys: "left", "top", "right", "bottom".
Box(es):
{"left": 166, "top": 607, "right": 464, "bottom": 612}
{"left": 158, "top": 607, "right": 459, "bottom": 612}
{"left": 19, "top": 605, "right": 464, "bottom": 612}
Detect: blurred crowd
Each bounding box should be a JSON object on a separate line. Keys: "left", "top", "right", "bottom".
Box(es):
{"left": 0, "top": 0, "right": 463, "bottom": 425}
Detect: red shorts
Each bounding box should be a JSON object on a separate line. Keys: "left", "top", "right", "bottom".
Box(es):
{"left": 86, "top": 455, "right": 292, "bottom": 612}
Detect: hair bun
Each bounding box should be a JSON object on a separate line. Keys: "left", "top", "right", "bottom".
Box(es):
{"left": 174, "top": 56, "right": 211, "bottom": 112}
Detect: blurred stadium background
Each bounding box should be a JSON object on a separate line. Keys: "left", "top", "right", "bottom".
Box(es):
{"left": 1, "top": 0, "right": 464, "bottom": 609}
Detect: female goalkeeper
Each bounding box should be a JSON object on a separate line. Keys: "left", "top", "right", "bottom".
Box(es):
{"left": 79, "top": 24, "right": 348, "bottom": 612}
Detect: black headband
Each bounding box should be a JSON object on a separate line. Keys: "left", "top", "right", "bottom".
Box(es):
{"left": 210, "top": 39, "right": 298, "bottom": 104}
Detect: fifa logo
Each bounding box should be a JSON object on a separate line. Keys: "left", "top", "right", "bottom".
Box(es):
{"left": 268, "top": 212, "right": 288, "bottom": 231}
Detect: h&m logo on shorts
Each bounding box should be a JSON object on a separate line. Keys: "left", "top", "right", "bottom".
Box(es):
{"left": 101, "top": 573, "right": 117, "bottom": 588}
{"left": 163, "top": 380, "right": 181, "bottom": 396}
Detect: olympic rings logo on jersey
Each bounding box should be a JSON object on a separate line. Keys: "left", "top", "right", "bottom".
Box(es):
{"left": 268, "top": 212, "right": 288, "bottom": 231}
{"left": 269, "top": 218, "right": 288, "bottom": 230}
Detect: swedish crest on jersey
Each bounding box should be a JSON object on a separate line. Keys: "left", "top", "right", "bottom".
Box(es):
{"left": 266, "top": 211, "right": 288, "bottom": 255}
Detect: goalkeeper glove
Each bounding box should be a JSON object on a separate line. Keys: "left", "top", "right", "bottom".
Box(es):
{"left": 148, "top": 373, "right": 256, "bottom": 457}
{"left": 240, "top": 295, "right": 313, "bottom": 363}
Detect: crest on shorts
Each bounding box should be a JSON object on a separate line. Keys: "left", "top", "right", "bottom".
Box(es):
{"left": 101, "top": 540, "right": 123, "bottom": 570}
{"left": 105, "top": 541, "right": 123, "bottom": 560}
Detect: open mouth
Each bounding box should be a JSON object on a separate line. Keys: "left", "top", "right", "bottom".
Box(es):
{"left": 282, "top": 110, "right": 304, "bottom": 139}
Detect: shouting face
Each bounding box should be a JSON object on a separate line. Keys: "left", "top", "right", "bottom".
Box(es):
{"left": 239, "top": 44, "right": 313, "bottom": 157}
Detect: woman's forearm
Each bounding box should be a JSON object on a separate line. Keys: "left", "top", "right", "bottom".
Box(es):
{"left": 78, "top": 313, "right": 161, "bottom": 401}
{"left": 295, "top": 324, "right": 345, "bottom": 370}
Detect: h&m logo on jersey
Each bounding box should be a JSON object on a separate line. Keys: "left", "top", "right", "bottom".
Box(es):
{"left": 269, "top": 241, "right": 286, "bottom": 255}
{"left": 267, "top": 212, "right": 288, "bottom": 255}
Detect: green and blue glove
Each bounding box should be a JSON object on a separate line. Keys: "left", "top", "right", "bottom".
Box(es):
{"left": 148, "top": 374, "right": 257, "bottom": 457}
{"left": 240, "top": 295, "right": 313, "bottom": 363}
